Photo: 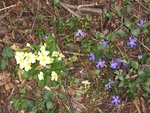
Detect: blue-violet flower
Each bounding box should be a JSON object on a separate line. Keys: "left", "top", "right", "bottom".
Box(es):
{"left": 110, "top": 61, "right": 118, "bottom": 69}
{"left": 127, "top": 37, "right": 137, "bottom": 48}
{"left": 100, "top": 40, "right": 109, "bottom": 47}
{"left": 105, "top": 79, "right": 114, "bottom": 89}
{"left": 137, "top": 20, "right": 144, "bottom": 27}
{"left": 138, "top": 55, "right": 142, "bottom": 59}
{"left": 96, "top": 59, "right": 105, "bottom": 68}
{"left": 75, "top": 29, "right": 84, "bottom": 37}
{"left": 89, "top": 53, "right": 95, "bottom": 61}
{"left": 111, "top": 95, "right": 121, "bottom": 106}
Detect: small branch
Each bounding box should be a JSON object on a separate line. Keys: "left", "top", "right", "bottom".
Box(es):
{"left": 60, "top": 2, "right": 82, "bottom": 19}
{"left": 64, "top": 71, "right": 75, "bottom": 113}
{"left": 139, "top": 41, "right": 150, "bottom": 52}
{"left": 60, "top": 2, "right": 102, "bottom": 15}
{"left": 135, "top": 0, "right": 150, "bottom": 13}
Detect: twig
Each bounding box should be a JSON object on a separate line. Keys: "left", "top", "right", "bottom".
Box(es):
{"left": 63, "top": 51, "right": 86, "bottom": 56}
{"left": 64, "top": 71, "right": 75, "bottom": 113}
{"left": 135, "top": 0, "right": 150, "bottom": 13}
{"left": 139, "top": 41, "right": 150, "bottom": 52}
{"left": 60, "top": 2, "right": 102, "bottom": 15}
{"left": 60, "top": 2, "right": 82, "bottom": 19}
{"left": 0, "top": 4, "right": 17, "bottom": 12}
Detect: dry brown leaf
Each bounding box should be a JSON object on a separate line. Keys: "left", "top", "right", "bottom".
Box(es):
{"left": 0, "top": 72, "right": 11, "bottom": 86}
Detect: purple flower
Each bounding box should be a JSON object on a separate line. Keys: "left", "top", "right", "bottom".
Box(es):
{"left": 119, "top": 69, "right": 123, "bottom": 73}
{"left": 127, "top": 37, "right": 137, "bottom": 48}
{"left": 100, "top": 40, "right": 109, "bottom": 47}
{"left": 96, "top": 59, "right": 105, "bottom": 68}
{"left": 42, "top": 34, "right": 48, "bottom": 39}
{"left": 117, "top": 59, "right": 128, "bottom": 67}
{"left": 142, "top": 66, "right": 146, "bottom": 71}
{"left": 110, "top": 61, "right": 118, "bottom": 69}
{"left": 137, "top": 20, "right": 144, "bottom": 27}
{"left": 79, "top": 69, "right": 84, "bottom": 75}
{"left": 138, "top": 55, "right": 142, "bottom": 59}
{"left": 75, "top": 29, "right": 84, "bottom": 37}
{"left": 105, "top": 79, "right": 114, "bottom": 89}
{"left": 111, "top": 95, "right": 121, "bottom": 106}
{"left": 89, "top": 53, "right": 95, "bottom": 61}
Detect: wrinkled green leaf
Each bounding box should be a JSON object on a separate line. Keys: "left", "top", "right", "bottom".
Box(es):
{"left": 46, "top": 100, "right": 53, "bottom": 110}
{"left": 131, "top": 61, "right": 139, "bottom": 70}
{"left": 2, "top": 45, "right": 14, "bottom": 59}
{"left": 0, "top": 59, "right": 8, "bottom": 70}
{"left": 58, "top": 93, "right": 66, "bottom": 99}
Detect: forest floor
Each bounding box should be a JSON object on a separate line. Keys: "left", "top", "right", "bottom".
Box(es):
{"left": 0, "top": 0, "right": 150, "bottom": 113}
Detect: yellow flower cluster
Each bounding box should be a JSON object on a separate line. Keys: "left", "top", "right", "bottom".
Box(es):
{"left": 15, "top": 43, "right": 65, "bottom": 72}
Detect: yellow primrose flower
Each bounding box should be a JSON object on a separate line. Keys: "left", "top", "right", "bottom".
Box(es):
{"left": 49, "top": 57, "right": 54, "bottom": 63}
{"left": 26, "top": 43, "right": 31, "bottom": 47}
{"left": 25, "top": 52, "right": 37, "bottom": 63}
{"left": 22, "top": 59, "right": 32, "bottom": 71}
{"left": 58, "top": 53, "right": 65, "bottom": 60}
{"left": 52, "top": 51, "right": 59, "bottom": 57}
{"left": 51, "top": 71, "right": 58, "bottom": 81}
{"left": 44, "top": 86, "right": 50, "bottom": 91}
{"left": 40, "top": 43, "right": 46, "bottom": 51}
{"left": 38, "top": 50, "right": 49, "bottom": 58}
{"left": 15, "top": 52, "right": 25, "bottom": 64}
{"left": 38, "top": 72, "right": 44, "bottom": 80}
{"left": 38, "top": 56, "right": 50, "bottom": 66}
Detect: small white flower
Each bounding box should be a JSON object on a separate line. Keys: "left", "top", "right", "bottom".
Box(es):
{"left": 44, "top": 86, "right": 50, "bottom": 91}
{"left": 26, "top": 43, "right": 31, "bottom": 47}
{"left": 58, "top": 53, "right": 65, "bottom": 60}
{"left": 81, "top": 80, "right": 91, "bottom": 89}
{"left": 51, "top": 71, "right": 58, "bottom": 81}
{"left": 52, "top": 51, "right": 59, "bottom": 57}
{"left": 38, "top": 72, "right": 44, "bottom": 80}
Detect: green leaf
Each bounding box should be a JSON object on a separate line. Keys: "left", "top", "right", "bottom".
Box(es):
{"left": 66, "top": 19, "right": 77, "bottom": 27}
{"left": 142, "top": 84, "right": 150, "bottom": 92}
{"left": 56, "top": 19, "right": 64, "bottom": 29}
{"left": 126, "top": 5, "right": 131, "bottom": 14}
{"left": 130, "top": 28, "right": 140, "bottom": 37}
{"left": 12, "top": 99, "right": 20, "bottom": 109}
{"left": 117, "top": 29, "right": 127, "bottom": 37}
{"left": 144, "top": 65, "right": 150, "bottom": 74}
{"left": 141, "top": 21, "right": 150, "bottom": 28}
{"left": 110, "top": 33, "right": 117, "bottom": 42}
{"left": 46, "top": 100, "right": 53, "bottom": 110}
{"left": 124, "top": 18, "right": 131, "bottom": 28}
{"left": 49, "top": 18, "right": 56, "bottom": 26}
{"left": 22, "top": 71, "right": 30, "bottom": 79}
{"left": 131, "top": 61, "right": 139, "bottom": 70}
{"left": 118, "top": 81, "right": 124, "bottom": 87}
{"left": 58, "top": 93, "right": 67, "bottom": 99}
{"left": 145, "top": 80, "right": 150, "bottom": 86}
{"left": 58, "top": 27, "right": 65, "bottom": 34}
{"left": 94, "top": 70, "right": 100, "bottom": 75}
{"left": 74, "top": 78, "right": 80, "bottom": 84}
{"left": 2, "top": 45, "right": 14, "bottom": 59}
{"left": 0, "top": 59, "right": 8, "bottom": 70}
{"left": 43, "top": 90, "right": 56, "bottom": 100}
{"left": 138, "top": 70, "right": 146, "bottom": 79}
{"left": 94, "top": 31, "right": 104, "bottom": 39}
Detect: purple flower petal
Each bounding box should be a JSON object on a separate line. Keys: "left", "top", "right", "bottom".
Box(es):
{"left": 89, "top": 53, "right": 95, "bottom": 61}
{"left": 96, "top": 59, "right": 105, "bottom": 68}
{"left": 110, "top": 61, "right": 118, "bottom": 70}
{"left": 75, "top": 29, "right": 84, "bottom": 37}
{"left": 127, "top": 37, "right": 137, "bottom": 48}
{"left": 138, "top": 55, "right": 142, "bottom": 59}
{"left": 100, "top": 40, "right": 109, "bottom": 47}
